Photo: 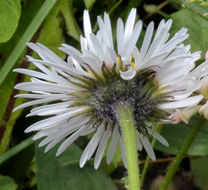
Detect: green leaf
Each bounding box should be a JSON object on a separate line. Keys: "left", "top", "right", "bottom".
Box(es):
{"left": 191, "top": 157, "right": 208, "bottom": 190}
{"left": 173, "top": 0, "right": 208, "bottom": 14}
{"left": 155, "top": 116, "right": 208, "bottom": 156}
{"left": 0, "top": 0, "right": 58, "bottom": 86}
{"left": 59, "top": 0, "right": 81, "bottom": 41}
{"left": 0, "top": 141, "right": 34, "bottom": 186}
{"left": 0, "top": 0, "right": 21, "bottom": 43}
{"left": 170, "top": 8, "right": 208, "bottom": 57}
{"left": 37, "top": 1, "right": 66, "bottom": 58}
{"left": 35, "top": 143, "right": 117, "bottom": 190}
{"left": 0, "top": 175, "right": 17, "bottom": 190}
{"left": 84, "top": 0, "right": 96, "bottom": 10}
{"left": 0, "top": 0, "right": 44, "bottom": 62}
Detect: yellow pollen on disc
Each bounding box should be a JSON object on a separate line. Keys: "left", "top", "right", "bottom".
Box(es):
{"left": 116, "top": 56, "right": 121, "bottom": 65}
{"left": 130, "top": 56, "right": 135, "bottom": 69}
{"left": 117, "top": 56, "right": 135, "bottom": 70}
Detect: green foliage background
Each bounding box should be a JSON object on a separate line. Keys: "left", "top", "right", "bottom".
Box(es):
{"left": 0, "top": 0, "right": 208, "bottom": 189}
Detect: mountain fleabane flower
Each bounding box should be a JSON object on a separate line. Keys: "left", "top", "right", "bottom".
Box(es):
{"left": 14, "top": 8, "right": 208, "bottom": 169}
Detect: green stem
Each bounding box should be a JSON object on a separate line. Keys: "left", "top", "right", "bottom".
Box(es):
{"left": 159, "top": 117, "right": 206, "bottom": 190}
{"left": 117, "top": 103, "right": 140, "bottom": 190}
{"left": 0, "top": 0, "right": 58, "bottom": 86}
{"left": 141, "top": 124, "right": 162, "bottom": 186}
{"left": 0, "top": 137, "right": 33, "bottom": 164}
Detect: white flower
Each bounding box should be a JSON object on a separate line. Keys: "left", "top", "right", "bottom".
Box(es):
{"left": 13, "top": 9, "right": 208, "bottom": 169}
{"left": 168, "top": 106, "right": 200, "bottom": 124}
{"left": 199, "top": 101, "right": 208, "bottom": 119}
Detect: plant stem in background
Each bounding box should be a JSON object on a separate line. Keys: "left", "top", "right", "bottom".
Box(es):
{"left": 140, "top": 124, "right": 162, "bottom": 186}
{"left": 0, "top": 0, "right": 58, "bottom": 86}
{"left": 0, "top": 137, "right": 33, "bottom": 164}
{"left": 159, "top": 117, "right": 206, "bottom": 190}
{"left": 117, "top": 103, "right": 140, "bottom": 190}
{"left": 0, "top": 30, "right": 40, "bottom": 154}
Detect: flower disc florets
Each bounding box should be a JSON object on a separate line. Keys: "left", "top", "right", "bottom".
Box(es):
{"left": 71, "top": 62, "right": 168, "bottom": 131}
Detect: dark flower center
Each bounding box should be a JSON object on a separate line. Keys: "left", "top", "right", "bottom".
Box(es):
{"left": 70, "top": 64, "right": 168, "bottom": 129}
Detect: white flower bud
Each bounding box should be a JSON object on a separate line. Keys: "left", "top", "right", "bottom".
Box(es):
{"left": 200, "top": 77, "right": 208, "bottom": 99}
{"left": 199, "top": 101, "right": 208, "bottom": 119}
{"left": 169, "top": 106, "right": 200, "bottom": 124}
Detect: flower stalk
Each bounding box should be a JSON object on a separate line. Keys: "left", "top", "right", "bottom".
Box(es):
{"left": 117, "top": 103, "right": 141, "bottom": 190}
{"left": 159, "top": 117, "right": 206, "bottom": 190}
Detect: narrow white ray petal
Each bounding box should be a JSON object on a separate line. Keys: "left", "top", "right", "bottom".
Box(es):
{"left": 25, "top": 107, "right": 89, "bottom": 132}
{"left": 140, "top": 22, "right": 154, "bottom": 59}
{"left": 158, "top": 95, "right": 203, "bottom": 110}
{"left": 27, "top": 102, "right": 70, "bottom": 117}
{"left": 146, "top": 128, "right": 169, "bottom": 147}
{"left": 27, "top": 57, "right": 81, "bottom": 77}
{"left": 15, "top": 82, "right": 74, "bottom": 93}
{"left": 117, "top": 18, "right": 124, "bottom": 55}
{"left": 136, "top": 134, "right": 143, "bottom": 151}
{"left": 125, "top": 21, "right": 142, "bottom": 58}
{"left": 27, "top": 43, "right": 67, "bottom": 70}
{"left": 13, "top": 96, "right": 69, "bottom": 112}
{"left": 124, "top": 8, "right": 136, "bottom": 42}
{"left": 162, "top": 28, "right": 188, "bottom": 52}
{"left": 44, "top": 118, "right": 91, "bottom": 152}
{"left": 26, "top": 117, "right": 67, "bottom": 133}
{"left": 97, "top": 16, "right": 112, "bottom": 49}
{"left": 155, "top": 19, "right": 172, "bottom": 39}
{"left": 26, "top": 55, "right": 51, "bottom": 74}
{"left": 107, "top": 125, "right": 120, "bottom": 164}
{"left": 33, "top": 130, "right": 49, "bottom": 140}
{"left": 89, "top": 33, "right": 106, "bottom": 61}
{"left": 79, "top": 124, "right": 105, "bottom": 168}
{"left": 80, "top": 35, "right": 88, "bottom": 51}
{"left": 104, "top": 12, "right": 113, "bottom": 48}
{"left": 36, "top": 43, "right": 69, "bottom": 66}
{"left": 79, "top": 126, "right": 95, "bottom": 136}
{"left": 30, "top": 102, "right": 69, "bottom": 112}
{"left": 43, "top": 128, "right": 79, "bottom": 152}
{"left": 139, "top": 133, "right": 156, "bottom": 161}
{"left": 144, "top": 28, "right": 169, "bottom": 59}
{"left": 82, "top": 56, "right": 102, "bottom": 74}
{"left": 59, "top": 45, "right": 84, "bottom": 65}
{"left": 15, "top": 93, "right": 68, "bottom": 99}
{"left": 13, "top": 69, "right": 50, "bottom": 81}
{"left": 120, "top": 68, "right": 136, "bottom": 80}
{"left": 94, "top": 128, "right": 111, "bottom": 169}
{"left": 83, "top": 10, "right": 92, "bottom": 38}
{"left": 56, "top": 125, "right": 89, "bottom": 156}
{"left": 138, "top": 52, "right": 169, "bottom": 70}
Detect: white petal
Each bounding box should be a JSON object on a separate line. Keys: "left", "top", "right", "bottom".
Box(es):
{"left": 124, "top": 8, "right": 137, "bottom": 42}
{"left": 139, "top": 133, "right": 156, "bottom": 161}
{"left": 83, "top": 10, "right": 92, "bottom": 39}
{"left": 56, "top": 125, "right": 88, "bottom": 156}
{"left": 146, "top": 128, "right": 169, "bottom": 147}
{"left": 94, "top": 128, "right": 111, "bottom": 169}
{"left": 158, "top": 95, "right": 203, "bottom": 110}
{"left": 120, "top": 68, "right": 136, "bottom": 80}
{"left": 79, "top": 124, "right": 105, "bottom": 168}
{"left": 107, "top": 125, "right": 119, "bottom": 164}
{"left": 140, "top": 22, "right": 154, "bottom": 59}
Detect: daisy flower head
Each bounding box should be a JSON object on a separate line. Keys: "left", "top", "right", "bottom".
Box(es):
{"left": 14, "top": 8, "right": 208, "bottom": 169}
